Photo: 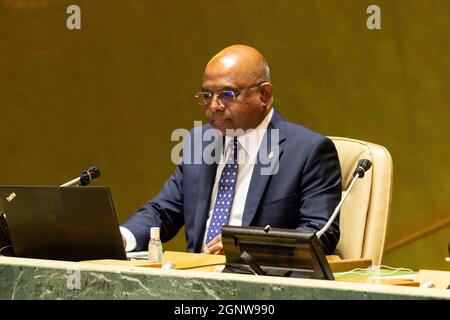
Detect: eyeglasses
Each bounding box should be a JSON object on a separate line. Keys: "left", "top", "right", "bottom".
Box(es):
{"left": 194, "top": 83, "right": 262, "bottom": 106}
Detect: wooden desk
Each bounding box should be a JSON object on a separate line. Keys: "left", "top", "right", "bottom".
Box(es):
{"left": 83, "top": 251, "right": 372, "bottom": 273}
{"left": 84, "top": 251, "right": 417, "bottom": 287}
{"left": 83, "top": 251, "right": 226, "bottom": 272}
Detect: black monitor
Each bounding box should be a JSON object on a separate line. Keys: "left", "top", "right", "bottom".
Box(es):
{"left": 0, "top": 185, "right": 127, "bottom": 261}
{"left": 221, "top": 225, "right": 334, "bottom": 280}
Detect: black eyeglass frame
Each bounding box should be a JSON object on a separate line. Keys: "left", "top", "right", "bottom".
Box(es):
{"left": 194, "top": 82, "right": 266, "bottom": 106}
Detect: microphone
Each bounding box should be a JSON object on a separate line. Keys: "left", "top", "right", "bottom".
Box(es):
{"left": 60, "top": 167, "right": 101, "bottom": 187}
{"left": 316, "top": 159, "right": 372, "bottom": 239}
{"left": 354, "top": 159, "right": 372, "bottom": 178}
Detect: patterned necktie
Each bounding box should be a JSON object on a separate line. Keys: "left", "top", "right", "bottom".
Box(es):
{"left": 206, "top": 137, "right": 238, "bottom": 244}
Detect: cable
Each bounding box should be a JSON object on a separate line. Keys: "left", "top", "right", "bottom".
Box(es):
{"left": 333, "top": 265, "right": 415, "bottom": 278}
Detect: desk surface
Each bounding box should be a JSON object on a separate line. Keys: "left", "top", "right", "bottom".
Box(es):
{"left": 1, "top": 254, "right": 449, "bottom": 300}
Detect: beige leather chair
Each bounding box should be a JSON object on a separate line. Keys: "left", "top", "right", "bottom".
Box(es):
{"left": 329, "top": 136, "right": 393, "bottom": 265}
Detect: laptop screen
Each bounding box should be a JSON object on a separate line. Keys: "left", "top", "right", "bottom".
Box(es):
{"left": 0, "top": 186, "right": 127, "bottom": 261}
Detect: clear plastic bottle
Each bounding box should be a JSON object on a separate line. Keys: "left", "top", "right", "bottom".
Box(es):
{"left": 148, "top": 227, "right": 163, "bottom": 263}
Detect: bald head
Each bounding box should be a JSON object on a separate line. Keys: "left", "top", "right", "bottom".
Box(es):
{"left": 205, "top": 45, "right": 271, "bottom": 85}
{"left": 201, "top": 45, "right": 273, "bottom": 133}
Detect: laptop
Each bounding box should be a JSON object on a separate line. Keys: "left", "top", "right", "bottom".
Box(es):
{"left": 0, "top": 186, "right": 127, "bottom": 261}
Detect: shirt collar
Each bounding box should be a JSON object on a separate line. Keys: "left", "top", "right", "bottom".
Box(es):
{"left": 224, "top": 108, "right": 274, "bottom": 161}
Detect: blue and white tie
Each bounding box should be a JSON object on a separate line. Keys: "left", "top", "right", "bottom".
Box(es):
{"left": 206, "top": 137, "right": 238, "bottom": 243}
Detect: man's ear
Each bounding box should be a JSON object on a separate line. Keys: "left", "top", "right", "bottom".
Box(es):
{"left": 259, "top": 82, "right": 273, "bottom": 105}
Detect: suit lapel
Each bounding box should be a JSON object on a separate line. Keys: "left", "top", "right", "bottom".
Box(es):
{"left": 193, "top": 163, "right": 217, "bottom": 251}
{"left": 193, "top": 128, "right": 222, "bottom": 251}
{"left": 242, "top": 108, "right": 286, "bottom": 226}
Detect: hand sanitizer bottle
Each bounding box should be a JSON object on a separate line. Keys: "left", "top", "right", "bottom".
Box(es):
{"left": 148, "top": 227, "right": 162, "bottom": 263}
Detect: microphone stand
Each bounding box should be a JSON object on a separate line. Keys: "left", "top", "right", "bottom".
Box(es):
{"left": 316, "top": 160, "right": 371, "bottom": 239}
{"left": 60, "top": 177, "right": 82, "bottom": 187}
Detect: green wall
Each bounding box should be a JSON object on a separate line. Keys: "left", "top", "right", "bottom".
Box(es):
{"left": 1, "top": 0, "right": 449, "bottom": 271}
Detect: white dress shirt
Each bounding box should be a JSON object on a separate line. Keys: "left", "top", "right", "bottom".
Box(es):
{"left": 121, "top": 108, "right": 274, "bottom": 252}
{"left": 201, "top": 108, "right": 273, "bottom": 251}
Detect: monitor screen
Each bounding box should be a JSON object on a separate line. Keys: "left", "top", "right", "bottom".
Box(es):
{"left": 221, "top": 225, "right": 334, "bottom": 280}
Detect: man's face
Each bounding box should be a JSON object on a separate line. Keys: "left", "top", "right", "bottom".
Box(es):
{"left": 201, "top": 61, "right": 267, "bottom": 135}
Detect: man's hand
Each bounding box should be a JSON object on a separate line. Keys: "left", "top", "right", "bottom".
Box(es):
{"left": 204, "top": 235, "right": 224, "bottom": 255}
{"left": 122, "top": 235, "right": 127, "bottom": 249}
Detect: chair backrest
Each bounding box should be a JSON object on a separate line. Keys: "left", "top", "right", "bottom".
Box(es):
{"left": 329, "top": 136, "right": 393, "bottom": 265}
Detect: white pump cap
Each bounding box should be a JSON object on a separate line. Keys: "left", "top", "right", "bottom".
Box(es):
{"left": 150, "top": 227, "right": 160, "bottom": 240}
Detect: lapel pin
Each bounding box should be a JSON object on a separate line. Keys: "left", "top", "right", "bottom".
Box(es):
{"left": 267, "top": 151, "right": 274, "bottom": 159}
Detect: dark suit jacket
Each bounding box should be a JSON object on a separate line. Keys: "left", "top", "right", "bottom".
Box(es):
{"left": 121, "top": 108, "right": 342, "bottom": 254}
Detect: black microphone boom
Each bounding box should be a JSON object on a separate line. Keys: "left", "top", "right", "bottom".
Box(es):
{"left": 60, "top": 167, "right": 101, "bottom": 187}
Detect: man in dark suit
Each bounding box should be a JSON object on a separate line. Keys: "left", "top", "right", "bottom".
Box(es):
{"left": 120, "top": 45, "right": 342, "bottom": 255}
